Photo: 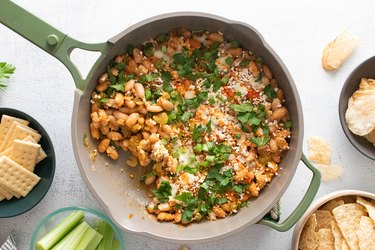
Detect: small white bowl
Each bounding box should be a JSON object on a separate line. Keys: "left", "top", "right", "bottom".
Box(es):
{"left": 292, "top": 190, "right": 375, "bottom": 250}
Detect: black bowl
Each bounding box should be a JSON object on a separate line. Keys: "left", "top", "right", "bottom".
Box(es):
{"left": 339, "top": 56, "right": 375, "bottom": 160}
{"left": 0, "top": 108, "right": 55, "bottom": 217}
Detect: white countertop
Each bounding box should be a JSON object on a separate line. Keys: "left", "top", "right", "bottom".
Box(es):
{"left": 1, "top": 0, "right": 375, "bottom": 249}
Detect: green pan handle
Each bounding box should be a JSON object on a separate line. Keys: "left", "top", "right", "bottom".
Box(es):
{"left": 259, "top": 154, "right": 321, "bottom": 231}
{"left": 0, "top": 0, "right": 112, "bottom": 92}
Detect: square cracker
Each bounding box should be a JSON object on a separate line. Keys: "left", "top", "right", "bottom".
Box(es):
{"left": 23, "top": 136, "right": 47, "bottom": 163}
{"left": 0, "top": 185, "right": 13, "bottom": 200}
{"left": 0, "top": 193, "right": 4, "bottom": 202}
{"left": 0, "top": 184, "right": 21, "bottom": 199}
{"left": 357, "top": 216, "right": 375, "bottom": 250}
{"left": 1, "top": 136, "right": 47, "bottom": 163}
{"left": 10, "top": 139, "right": 40, "bottom": 172}
{"left": 0, "top": 121, "right": 38, "bottom": 152}
{"left": 3, "top": 124, "right": 41, "bottom": 151}
{"left": 0, "top": 146, "right": 12, "bottom": 158}
{"left": 332, "top": 203, "right": 368, "bottom": 250}
{"left": 317, "top": 228, "right": 335, "bottom": 250}
{"left": 357, "top": 196, "right": 375, "bottom": 221}
{"left": 0, "top": 156, "right": 40, "bottom": 197}
{"left": 0, "top": 115, "right": 29, "bottom": 144}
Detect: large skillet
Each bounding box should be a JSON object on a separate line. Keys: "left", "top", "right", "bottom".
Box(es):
{"left": 0, "top": 0, "right": 321, "bottom": 242}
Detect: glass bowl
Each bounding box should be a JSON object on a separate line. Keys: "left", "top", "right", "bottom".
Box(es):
{"left": 30, "top": 206, "right": 125, "bottom": 250}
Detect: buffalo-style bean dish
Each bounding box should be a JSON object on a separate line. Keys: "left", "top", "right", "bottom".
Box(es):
{"left": 89, "top": 28, "right": 292, "bottom": 224}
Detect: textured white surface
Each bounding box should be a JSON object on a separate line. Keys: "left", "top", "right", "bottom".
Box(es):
{"left": 0, "top": 0, "right": 375, "bottom": 249}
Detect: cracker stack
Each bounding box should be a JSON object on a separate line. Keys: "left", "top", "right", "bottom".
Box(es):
{"left": 0, "top": 115, "right": 47, "bottom": 201}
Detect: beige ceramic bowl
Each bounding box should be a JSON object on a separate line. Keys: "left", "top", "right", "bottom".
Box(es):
{"left": 292, "top": 190, "right": 375, "bottom": 250}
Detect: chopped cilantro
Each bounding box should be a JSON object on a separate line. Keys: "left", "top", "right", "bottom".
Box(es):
{"left": 109, "top": 83, "right": 124, "bottom": 92}
{"left": 250, "top": 135, "right": 270, "bottom": 147}
{"left": 263, "top": 85, "right": 277, "bottom": 99}
{"left": 163, "top": 82, "right": 173, "bottom": 92}
{"left": 99, "top": 98, "right": 109, "bottom": 103}
{"left": 143, "top": 43, "right": 154, "bottom": 57}
{"left": 231, "top": 40, "right": 239, "bottom": 48}
{"left": 157, "top": 33, "right": 169, "bottom": 42}
{"left": 236, "top": 112, "right": 261, "bottom": 126}
{"left": 161, "top": 70, "right": 172, "bottom": 83}
{"left": 180, "top": 111, "right": 194, "bottom": 122}
{"left": 193, "top": 143, "right": 203, "bottom": 153}
{"left": 151, "top": 180, "right": 171, "bottom": 203}
{"left": 225, "top": 57, "right": 234, "bottom": 66}
{"left": 239, "top": 59, "right": 250, "bottom": 67}
{"left": 284, "top": 120, "right": 292, "bottom": 129}
{"left": 235, "top": 133, "right": 241, "bottom": 140}
{"left": 145, "top": 89, "right": 152, "bottom": 100}
{"left": 256, "top": 56, "right": 264, "bottom": 64}
{"left": 126, "top": 44, "right": 135, "bottom": 55}
{"left": 229, "top": 103, "right": 253, "bottom": 113}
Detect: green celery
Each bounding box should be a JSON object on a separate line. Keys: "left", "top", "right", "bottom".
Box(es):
{"left": 96, "top": 221, "right": 115, "bottom": 250}
{"left": 36, "top": 211, "right": 84, "bottom": 250}
{"left": 51, "top": 221, "right": 89, "bottom": 250}
{"left": 75, "top": 224, "right": 103, "bottom": 250}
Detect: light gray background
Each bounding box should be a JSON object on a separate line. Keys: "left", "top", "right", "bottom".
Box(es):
{"left": 1, "top": 0, "right": 375, "bottom": 249}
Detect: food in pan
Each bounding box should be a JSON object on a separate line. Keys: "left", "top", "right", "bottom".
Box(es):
{"left": 298, "top": 196, "right": 375, "bottom": 250}
{"left": 0, "top": 114, "right": 47, "bottom": 201}
{"left": 322, "top": 31, "right": 358, "bottom": 71}
{"left": 89, "top": 28, "right": 292, "bottom": 224}
{"left": 345, "top": 78, "right": 375, "bottom": 147}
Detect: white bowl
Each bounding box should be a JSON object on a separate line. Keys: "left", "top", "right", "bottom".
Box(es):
{"left": 292, "top": 190, "right": 375, "bottom": 250}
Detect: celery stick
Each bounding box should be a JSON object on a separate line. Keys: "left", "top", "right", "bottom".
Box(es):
{"left": 75, "top": 224, "right": 103, "bottom": 250}
{"left": 36, "top": 211, "right": 84, "bottom": 250}
{"left": 51, "top": 221, "right": 89, "bottom": 250}
{"left": 112, "top": 239, "right": 120, "bottom": 250}
{"left": 96, "top": 221, "right": 114, "bottom": 250}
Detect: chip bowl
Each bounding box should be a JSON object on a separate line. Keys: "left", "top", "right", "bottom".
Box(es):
{"left": 0, "top": 107, "right": 55, "bottom": 218}
{"left": 339, "top": 56, "right": 375, "bottom": 160}
{"left": 292, "top": 190, "right": 375, "bottom": 250}
{"left": 30, "top": 206, "right": 125, "bottom": 250}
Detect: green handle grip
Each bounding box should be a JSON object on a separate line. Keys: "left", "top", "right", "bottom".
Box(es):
{"left": 259, "top": 154, "right": 321, "bottom": 231}
{"left": 0, "top": 0, "right": 112, "bottom": 91}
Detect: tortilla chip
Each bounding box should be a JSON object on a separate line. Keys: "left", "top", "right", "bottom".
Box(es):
{"left": 357, "top": 196, "right": 375, "bottom": 222}
{"left": 322, "top": 31, "right": 358, "bottom": 71}
{"left": 299, "top": 213, "right": 319, "bottom": 250}
{"left": 317, "top": 164, "right": 343, "bottom": 182}
{"left": 317, "top": 228, "right": 335, "bottom": 250}
{"left": 331, "top": 220, "right": 345, "bottom": 250}
{"left": 332, "top": 203, "right": 367, "bottom": 250}
{"left": 320, "top": 199, "right": 345, "bottom": 214}
{"left": 308, "top": 136, "right": 331, "bottom": 164}
{"left": 316, "top": 210, "right": 334, "bottom": 230}
{"left": 357, "top": 216, "right": 375, "bottom": 250}
{"left": 341, "top": 196, "right": 357, "bottom": 204}
{"left": 342, "top": 241, "right": 350, "bottom": 250}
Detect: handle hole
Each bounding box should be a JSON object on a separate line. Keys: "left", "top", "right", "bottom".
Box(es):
{"left": 69, "top": 48, "right": 102, "bottom": 80}
{"left": 279, "top": 161, "right": 313, "bottom": 221}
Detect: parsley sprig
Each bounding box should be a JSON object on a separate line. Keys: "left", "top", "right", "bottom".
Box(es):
{"left": 0, "top": 62, "right": 16, "bottom": 91}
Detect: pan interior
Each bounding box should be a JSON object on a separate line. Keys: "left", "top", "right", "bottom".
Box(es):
{"left": 72, "top": 13, "right": 303, "bottom": 242}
